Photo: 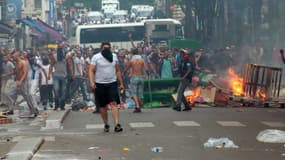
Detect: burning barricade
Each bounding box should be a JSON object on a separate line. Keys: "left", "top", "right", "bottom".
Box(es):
{"left": 174, "top": 64, "right": 284, "bottom": 108}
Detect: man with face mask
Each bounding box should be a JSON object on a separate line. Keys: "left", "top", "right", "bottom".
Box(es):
{"left": 89, "top": 42, "right": 124, "bottom": 133}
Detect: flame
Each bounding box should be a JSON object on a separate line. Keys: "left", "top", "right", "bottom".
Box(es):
{"left": 227, "top": 68, "right": 244, "bottom": 96}
{"left": 186, "top": 88, "right": 201, "bottom": 104}
{"left": 257, "top": 88, "right": 266, "bottom": 101}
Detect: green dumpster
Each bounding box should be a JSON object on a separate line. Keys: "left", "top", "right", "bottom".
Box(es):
{"left": 143, "top": 78, "right": 180, "bottom": 108}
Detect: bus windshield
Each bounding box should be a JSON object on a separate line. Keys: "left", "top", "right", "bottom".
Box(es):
{"left": 77, "top": 23, "right": 145, "bottom": 49}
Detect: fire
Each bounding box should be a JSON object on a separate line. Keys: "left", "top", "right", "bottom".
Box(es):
{"left": 257, "top": 87, "right": 266, "bottom": 101}
{"left": 227, "top": 68, "right": 244, "bottom": 96}
{"left": 186, "top": 88, "right": 201, "bottom": 104}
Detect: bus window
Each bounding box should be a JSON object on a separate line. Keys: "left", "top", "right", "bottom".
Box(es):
{"left": 154, "top": 25, "right": 168, "bottom": 32}
{"left": 80, "top": 26, "right": 145, "bottom": 44}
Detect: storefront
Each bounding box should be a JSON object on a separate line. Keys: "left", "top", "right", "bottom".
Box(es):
{"left": 0, "top": 21, "right": 14, "bottom": 47}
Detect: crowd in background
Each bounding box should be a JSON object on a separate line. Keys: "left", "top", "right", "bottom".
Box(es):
{"left": 0, "top": 41, "right": 282, "bottom": 117}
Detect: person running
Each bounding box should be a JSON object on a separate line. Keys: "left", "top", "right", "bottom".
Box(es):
{"left": 1, "top": 53, "right": 15, "bottom": 107}
{"left": 5, "top": 50, "right": 38, "bottom": 117}
{"left": 124, "top": 48, "right": 149, "bottom": 113}
{"left": 89, "top": 42, "right": 124, "bottom": 132}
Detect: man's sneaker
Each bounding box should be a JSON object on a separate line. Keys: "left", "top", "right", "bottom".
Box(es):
{"left": 172, "top": 106, "right": 181, "bottom": 112}
{"left": 104, "top": 124, "right": 110, "bottom": 132}
{"left": 114, "top": 124, "right": 123, "bottom": 132}
{"left": 133, "top": 108, "right": 141, "bottom": 113}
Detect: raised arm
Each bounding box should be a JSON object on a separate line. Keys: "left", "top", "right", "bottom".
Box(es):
{"left": 280, "top": 49, "right": 285, "bottom": 64}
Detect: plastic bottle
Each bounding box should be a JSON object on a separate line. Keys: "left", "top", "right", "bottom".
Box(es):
{"left": 151, "top": 147, "right": 163, "bottom": 153}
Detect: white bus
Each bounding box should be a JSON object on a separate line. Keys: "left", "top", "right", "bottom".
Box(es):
{"left": 75, "top": 19, "right": 183, "bottom": 49}
{"left": 75, "top": 22, "right": 145, "bottom": 49}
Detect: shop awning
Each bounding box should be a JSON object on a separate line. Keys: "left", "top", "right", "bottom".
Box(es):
{"left": 0, "top": 22, "right": 16, "bottom": 39}
{"left": 22, "top": 18, "right": 64, "bottom": 42}
{"left": 0, "top": 22, "right": 14, "bottom": 34}
{"left": 22, "top": 18, "right": 46, "bottom": 33}
{"left": 35, "top": 19, "right": 64, "bottom": 42}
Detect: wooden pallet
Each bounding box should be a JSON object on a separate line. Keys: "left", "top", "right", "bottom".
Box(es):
{"left": 0, "top": 115, "right": 13, "bottom": 124}
{"left": 228, "top": 96, "right": 285, "bottom": 108}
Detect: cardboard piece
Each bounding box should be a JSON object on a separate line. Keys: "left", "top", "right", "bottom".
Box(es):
{"left": 172, "top": 87, "right": 217, "bottom": 104}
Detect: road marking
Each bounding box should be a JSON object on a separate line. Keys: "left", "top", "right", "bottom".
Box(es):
{"left": 129, "top": 122, "right": 155, "bottom": 128}
{"left": 44, "top": 136, "right": 55, "bottom": 142}
{"left": 86, "top": 124, "right": 104, "bottom": 129}
{"left": 12, "top": 136, "right": 25, "bottom": 142}
{"left": 217, "top": 121, "right": 246, "bottom": 127}
{"left": 173, "top": 121, "right": 200, "bottom": 127}
{"left": 261, "top": 121, "right": 285, "bottom": 127}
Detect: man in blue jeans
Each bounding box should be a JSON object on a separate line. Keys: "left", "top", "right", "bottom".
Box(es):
{"left": 48, "top": 44, "right": 72, "bottom": 110}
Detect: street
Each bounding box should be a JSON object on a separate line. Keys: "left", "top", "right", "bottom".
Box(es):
{"left": 0, "top": 107, "right": 284, "bottom": 160}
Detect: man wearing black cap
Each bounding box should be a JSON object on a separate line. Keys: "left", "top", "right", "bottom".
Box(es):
{"left": 173, "top": 51, "right": 196, "bottom": 111}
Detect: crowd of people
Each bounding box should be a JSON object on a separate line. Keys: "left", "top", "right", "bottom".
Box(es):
{"left": 0, "top": 40, "right": 280, "bottom": 132}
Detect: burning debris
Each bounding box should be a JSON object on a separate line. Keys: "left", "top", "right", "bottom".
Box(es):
{"left": 227, "top": 68, "right": 244, "bottom": 96}
{"left": 179, "top": 63, "right": 284, "bottom": 108}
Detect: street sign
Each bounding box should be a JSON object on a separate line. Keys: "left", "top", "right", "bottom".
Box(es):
{"left": 49, "top": 0, "right": 54, "bottom": 23}
{"left": 6, "top": 0, "right": 21, "bottom": 20}
{"left": 0, "top": 6, "right": 2, "bottom": 20}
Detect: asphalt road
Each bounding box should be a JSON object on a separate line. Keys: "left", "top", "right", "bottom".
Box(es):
{"left": 29, "top": 107, "right": 285, "bottom": 160}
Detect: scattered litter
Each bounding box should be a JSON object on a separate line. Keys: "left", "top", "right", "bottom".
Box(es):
{"left": 151, "top": 147, "right": 163, "bottom": 153}
{"left": 256, "top": 129, "right": 285, "bottom": 143}
{"left": 86, "top": 101, "right": 95, "bottom": 107}
{"left": 88, "top": 146, "right": 99, "bottom": 150}
{"left": 126, "top": 99, "right": 135, "bottom": 108}
{"left": 0, "top": 137, "right": 11, "bottom": 143}
{"left": 123, "top": 147, "right": 130, "bottom": 152}
{"left": 281, "top": 153, "right": 285, "bottom": 156}
{"left": 204, "top": 137, "right": 239, "bottom": 148}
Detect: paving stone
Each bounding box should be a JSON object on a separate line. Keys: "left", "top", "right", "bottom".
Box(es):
{"left": 7, "top": 137, "right": 44, "bottom": 160}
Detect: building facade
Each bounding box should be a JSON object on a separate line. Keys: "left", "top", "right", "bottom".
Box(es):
{"left": 22, "top": 0, "right": 57, "bottom": 25}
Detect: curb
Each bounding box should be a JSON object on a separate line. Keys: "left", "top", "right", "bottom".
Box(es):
{"left": 6, "top": 137, "right": 44, "bottom": 160}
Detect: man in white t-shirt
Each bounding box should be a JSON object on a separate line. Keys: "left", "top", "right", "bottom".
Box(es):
{"left": 88, "top": 42, "right": 124, "bottom": 133}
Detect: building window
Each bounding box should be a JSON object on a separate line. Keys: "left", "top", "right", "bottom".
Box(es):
{"left": 0, "top": 0, "right": 6, "bottom": 21}
{"left": 34, "top": 0, "right": 42, "bottom": 9}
